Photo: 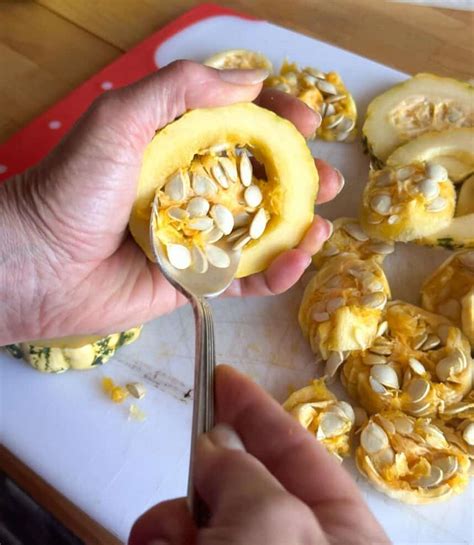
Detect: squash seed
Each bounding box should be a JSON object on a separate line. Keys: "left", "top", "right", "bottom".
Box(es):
{"left": 205, "top": 244, "right": 230, "bottom": 268}
{"left": 437, "top": 324, "right": 451, "bottom": 345}
{"left": 418, "top": 178, "right": 440, "bottom": 200}
{"left": 406, "top": 378, "right": 430, "bottom": 403}
{"left": 317, "top": 412, "right": 347, "bottom": 439}
{"left": 393, "top": 415, "right": 414, "bottom": 435}
{"left": 232, "top": 234, "right": 251, "bottom": 251}
{"left": 432, "top": 456, "right": 458, "bottom": 480}
{"left": 370, "top": 365, "right": 399, "bottom": 389}
{"left": 211, "top": 163, "right": 230, "bottom": 189}
{"left": 462, "top": 423, "right": 474, "bottom": 446}
{"left": 239, "top": 153, "right": 253, "bottom": 187}
{"left": 164, "top": 171, "right": 190, "bottom": 201}
{"left": 189, "top": 217, "right": 214, "bottom": 231}
{"left": 326, "top": 93, "right": 346, "bottom": 104}
{"left": 370, "top": 194, "right": 392, "bottom": 215}
{"left": 407, "top": 400, "right": 432, "bottom": 416}
{"left": 361, "top": 422, "right": 389, "bottom": 453}
{"left": 426, "top": 196, "right": 447, "bottom": 212}
{"left": 167, "top": 207, "right": 189, "bottom": 221}
{"left": 204, "top": 226, "right": 224, "bottom": 244}
{"left": 167, "top": 243, "right": 192, "bottom": 270}
{"left": 408, "top": 357, "right": 426, "bottom": 375}
{"left": 415, "top": 466, "right": 444, "bottom": 489}
{"left": 375, "top": 170, "right": 394, "bottom": 188}
{"left": 226, "top": 227, "right": 248, "bottom": 242}
{"left": 324, "top": 113, "right": 345, "bottom": 129}
{"left": 425, "top": 162, "right": 448, "bottom": 182}
{"left": 126, "top": 382, "right": 146, "bottom": 399}
{"left": 312, "top": 310, "right": 330, "bottom": 322}
{"left": 244, "top": 185, "right": 263, "bottom": 208}
{"left": 421, "top": 334, "right": 441, "bottom": 351}
{"left": 335, "top": 130, "right": 352, "bottom": 142}
{"left": 387, "top": 214, "right": 400, "bottom": 224}
{"left": 369, "top": 376, "right": 387, "bottom": 394}
{"left": 192, "top": 172, "right": 218, "bottom": 197}
{"left": 343, "top": 222, "right": 369, "bottom": 242}
{"left": 337, "top": 117, "right": 355, "bottom": 133}
{"left": 210, "top": 204, "right": 234, "bottom": 235}
{"left": 370, "top": 344, "right": 393, "bottom": 356}
{"left": 364, "top": 353, "right": 388, "bottom": 365}
{"left": 305, "top": 67, "right": 326, "bottom": 79}
{"left": 436, "top": 353, "right": 463, "bottom": 381}
{"left": 321, "top": 243, "right": 340, "bottom": 257}
{"left": 317, "top": 79, "right": 338, "bottom": 95}
{"left": 376, "top": 321, "right": 389, "bottom": 337}
{"left": 191, "top": 244, "right": 208, "bottom": 274}
{"left": 396, "top": 166, "right": 415, "bottom": 181}
{"left": 234, "top": 212, "right": 251, "bottom": 228}
{"left": 361, "top": 292, "right": 387, "bottom": 309}
{"left": 336, "top": 401, "right": 355, "bottom": 423}
{"left": 249, "top": 208, "right": 268, "bottom": 239}
{"left": 413, "top": 332, "right": 428, "bottom": 350}
{"left": 375, "top": 415, "right": 396, "bottom": 435}
{"left": 366, "top": 241, "right": 394, "bottom": 255}
{"left": 218, "top": 156, "right": 239, "bottom": 182}
{"left": 186, "top": 197, "right": 210, "bottom": 218}
{"left": 325, "top": 350, "right": 345, "bottom": 377}
{"left": 326, "top": 296, "right": 345, "bottom": 314}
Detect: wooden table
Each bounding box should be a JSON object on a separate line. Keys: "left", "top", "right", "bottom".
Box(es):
{"left": 0, "top": 1, "right": 472, "bottom": 544}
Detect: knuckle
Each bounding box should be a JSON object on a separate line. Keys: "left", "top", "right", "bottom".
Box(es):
{"left": 167, "top": 58, "right": 206, "bottom": 80}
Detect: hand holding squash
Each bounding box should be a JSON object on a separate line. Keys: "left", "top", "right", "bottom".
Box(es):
{"left": 0, "top": 60, "right": 343, "bottom": 344}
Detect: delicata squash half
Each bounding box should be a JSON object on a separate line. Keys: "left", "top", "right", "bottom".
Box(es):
{"left": 283, "top": 379, "right": 354, "bottom": 462}
{"left": 363, "top": 73, "right": 474, "bottom": 163}
{"left": 129, "top": 103, "right": 318, "bottom": 278}
{"left": 356, "top": 410, "right": 471, "bottom": 504}
{"left": 5, "top": 327, "right": 142, "bottom": 373}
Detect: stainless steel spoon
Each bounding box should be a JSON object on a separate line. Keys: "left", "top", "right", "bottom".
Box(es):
{"left": 149, "top": 194, "right": 241, "bottom": 526}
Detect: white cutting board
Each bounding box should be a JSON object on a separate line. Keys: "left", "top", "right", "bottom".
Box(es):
{"left": 1, "top": 11, "right": 473, "bottom": 545}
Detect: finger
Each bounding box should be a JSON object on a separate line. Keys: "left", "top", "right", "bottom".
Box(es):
{"left": 297, "top": 215, "right": 332, "bottom": 255}
{"left": 195, "top": 424, "right": 325, "bottom": 544}
{"left": 225, "top": 248, "right": 311, "bottom": 298}
{"left": 128, "top": 497, "right": 196, "bottom": 545}
{"left": 315, "top": 159, "right": 345, "bottom": 204}
{"left": 99, "top": 60, "right": 268, "bottom": 147}
{"left": 214, "top": 365, "right": 390, "bottom": 543}
{"left": 256, "top": 88, "right": 321, "bottom": 138}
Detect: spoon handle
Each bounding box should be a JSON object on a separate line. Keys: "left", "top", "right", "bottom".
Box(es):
{"left": 188, "top": 296, "right": 215, "bottom": 526}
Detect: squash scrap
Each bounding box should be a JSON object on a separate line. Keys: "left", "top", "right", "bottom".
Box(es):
{"left": 313, "top": 217, "right": 394, "bottom": 269}
{"left": 129, "top": 103, "right": 318, "bottom": 278}
{"left": 102, "top": 377, "right": 129, "bottom": 404}
{"left": 283, "top": 379, "right": 354, "bottom": 461}
{"left": 299, "top": 255, "right": 391, "bottom": 367}
{"left": 437, "top": 391, "right": 474, "bottom": 461}
{"left": 264, "top": 60, "right": 357, "bottom": 142}
{"left": 421, "top": 250, "right": 474, "bottom": 347}
{"left": 4, "top": 327, "right": 142, "bottom": 373}
{"left": 341, "top": 302, "right": 473, "bottom": 417}
{"left": 204, "top": 49, "right": 273, "bottom": 72}
{"left": 356, "top": 410, "right": 470, "bottom": 503}
{"left": 360, "top": 162, "right": 456, "bottom": 242}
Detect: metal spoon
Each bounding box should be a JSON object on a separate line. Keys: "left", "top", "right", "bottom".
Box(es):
{"left": 149, "top": 194, "right": 241, "bottom": 526}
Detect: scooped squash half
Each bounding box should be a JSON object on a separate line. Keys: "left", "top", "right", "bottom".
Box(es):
{"left": 363, "top": 74, "right": 474, "bottom": 163}
{"left": 5, "top": 327, "right": 142, "bottom": 373}
{"left": 387, "top": 128, "right": 474, "bottom": 184}
{"left": 456, "top": 174, "right": 474, "bottom": 216}
{"left": 129, "top": 103, "right": 318, "bottom": 278}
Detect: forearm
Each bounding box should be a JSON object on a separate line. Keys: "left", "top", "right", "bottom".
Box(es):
{"left": 0, "top": 173, "right": 45, "bottom": 344}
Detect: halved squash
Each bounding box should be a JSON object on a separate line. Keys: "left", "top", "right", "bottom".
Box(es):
{"left": 386, "top": 128, "right": 474, "bottom": 183}
{"left": 419, "top": 214, "right": 474, "bottom": 249}
{"left": 363, "top": 74, "right": 474, "bottom": 163}
{"left": 5, "top": 327, "right": 142, "bottom": 373}
{"left": 129, "top": 103, "right": 318, "bottom": 278}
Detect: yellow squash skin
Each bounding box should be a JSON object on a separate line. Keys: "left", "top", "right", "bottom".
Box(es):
{"left": 129, "top": 103, "right": 318, "bottom": 278}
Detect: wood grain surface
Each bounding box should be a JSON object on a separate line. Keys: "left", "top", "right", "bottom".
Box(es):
{"left": 1, "top": 1, "right": 472, "bottom": 544}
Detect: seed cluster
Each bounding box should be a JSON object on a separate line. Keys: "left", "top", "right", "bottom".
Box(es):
{"left": 153, "top": 146, "right": 270, "bottom": 272}
{"left": 264, "top": 61, "right": 357, "bottom": 142}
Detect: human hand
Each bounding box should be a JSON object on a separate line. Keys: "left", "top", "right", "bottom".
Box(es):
{"left": 0, "top": 61, "right": 343, "bottom": 344}
{"left": 128, "top": 365, "right": 390, "bottom": 545}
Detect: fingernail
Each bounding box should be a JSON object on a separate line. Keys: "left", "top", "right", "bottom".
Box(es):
{"left": 303, "top": 254, "right": 312, "bottom": 269}
{"left": 334, "top": 168, "right": 345, "bottom": 195}
{"left": 325, "top": 219, "right": 334, "bottom": 239}
{"left": 207, "top": 424, "right": 246, "bottom": 451}
{"left": 218, "top": 68, "right": 269, "bottom": 85}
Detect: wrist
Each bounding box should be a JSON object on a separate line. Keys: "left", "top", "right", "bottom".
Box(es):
{"left": 0, "top": 171, "right": 51, "bottom": 344}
